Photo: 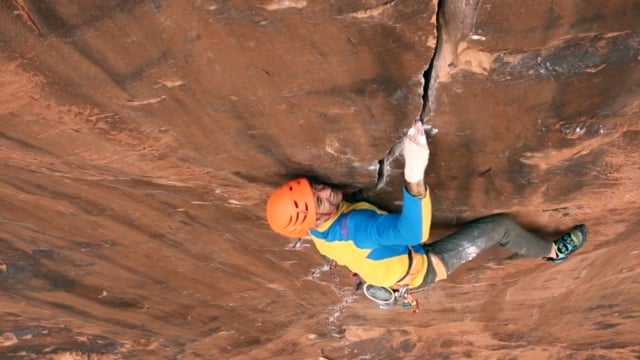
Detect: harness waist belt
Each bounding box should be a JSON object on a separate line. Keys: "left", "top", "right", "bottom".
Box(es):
{"left": 394, "top": 246, "right": 447, "bottom": 289}
{"left": 394, "top": 247, "right": 427, "bottom": 288}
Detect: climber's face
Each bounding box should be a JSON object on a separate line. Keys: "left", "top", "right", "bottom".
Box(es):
{"left": 311, "top": 183, "right": 342, "bottom": 225}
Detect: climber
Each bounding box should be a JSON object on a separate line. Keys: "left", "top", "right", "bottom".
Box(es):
{"left": 265, "top": 120, "right": 587, "bottom": 310}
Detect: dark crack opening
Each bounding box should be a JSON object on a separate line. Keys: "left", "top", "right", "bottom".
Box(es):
{"left": 373, "top": 0, "right": 444, "bottom": 191}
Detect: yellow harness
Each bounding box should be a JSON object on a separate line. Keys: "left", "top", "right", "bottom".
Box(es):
{"left": 391, "top": 247, "right": 448, "bottom": 313}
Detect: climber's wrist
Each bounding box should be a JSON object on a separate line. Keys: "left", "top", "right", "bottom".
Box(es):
{"left": 405, "top": 179, "right": 426, "bottom": 197}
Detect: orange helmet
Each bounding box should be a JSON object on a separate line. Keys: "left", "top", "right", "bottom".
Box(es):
{"left": 266, "top": 178, "right": 316, "bottom": 237}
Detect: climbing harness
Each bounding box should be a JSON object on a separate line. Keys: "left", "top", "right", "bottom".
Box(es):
{"left": 394, "top": 246, "right": 427, "bottom": 288}
{"left": 427, "top": 252, "right": 448, "bottom": 282}
{"left": 361, "top": 247, "right": 449, "bottom": 313}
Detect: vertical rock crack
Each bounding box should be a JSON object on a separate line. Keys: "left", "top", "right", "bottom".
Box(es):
{"left": 373, "top": 0, "right": 444, "bottom": 191}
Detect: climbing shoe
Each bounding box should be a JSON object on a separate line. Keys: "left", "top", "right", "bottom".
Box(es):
{"left": 547, "top": 224, "right": 587, "bottom": 263}
{"left": 363, "top": 284, "right": 397, "bottom": 309}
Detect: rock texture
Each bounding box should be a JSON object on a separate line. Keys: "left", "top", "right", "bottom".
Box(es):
{"left": 0, "top": 0, "right": 639, "bottom": 359}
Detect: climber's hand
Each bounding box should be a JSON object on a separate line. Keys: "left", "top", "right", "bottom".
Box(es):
{"left": 403, "top": 121, "right": 430, "bottom": 183}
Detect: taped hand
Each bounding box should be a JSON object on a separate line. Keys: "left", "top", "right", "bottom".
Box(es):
{"left": 403, "top": 121, "right": 430, "bottom": 183}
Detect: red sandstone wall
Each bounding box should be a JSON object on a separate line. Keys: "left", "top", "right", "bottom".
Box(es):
{"left": 1, "top": 1, "right": 639, "bottom": 358}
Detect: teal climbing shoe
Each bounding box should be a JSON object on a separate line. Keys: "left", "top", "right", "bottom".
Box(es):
{"left": 547, "top": 224, "right": 587, "bottom": 263}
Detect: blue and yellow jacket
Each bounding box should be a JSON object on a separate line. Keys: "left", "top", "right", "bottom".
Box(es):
{"left": 309, "top": 187, "right": 431, "bottom": 288}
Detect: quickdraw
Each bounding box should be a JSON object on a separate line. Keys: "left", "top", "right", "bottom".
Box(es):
{"left": 397, "top": 285, "right": 419, "bottom": 313}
